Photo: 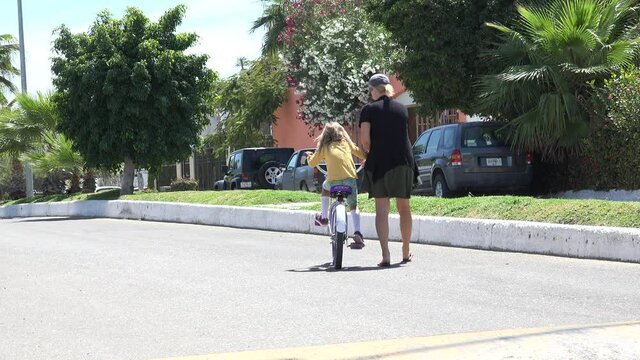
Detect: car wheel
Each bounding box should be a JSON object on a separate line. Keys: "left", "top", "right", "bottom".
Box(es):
{"left": 258, "top": 161, "right": 282, "bottom": 189}
{"left": 300, "top": 181, "right": 310, "bottom": 192}
{"left": 433, "top": 173, "right": 451, "bottom": 198}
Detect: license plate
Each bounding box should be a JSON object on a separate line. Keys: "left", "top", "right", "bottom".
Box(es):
{"left": 240, "top": 181, "right": 252, "bottom": 188}
{"left": 486, "top": 158, "right": 502, "bottom": 166}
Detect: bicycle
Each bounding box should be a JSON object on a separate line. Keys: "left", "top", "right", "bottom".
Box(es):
{"left": 316, "top": 164, "right": 364, "bottom": 270}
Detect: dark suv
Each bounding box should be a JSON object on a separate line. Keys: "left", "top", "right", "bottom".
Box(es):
{"left": 412, "top": 122, "right": 533, "bottom": 197}
{"left": 215, "top": 147, "right": 294, "bottom": 190}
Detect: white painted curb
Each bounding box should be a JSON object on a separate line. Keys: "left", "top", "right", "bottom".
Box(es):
{"left": 1, "top": 200, "right": 639, "bottom": 263}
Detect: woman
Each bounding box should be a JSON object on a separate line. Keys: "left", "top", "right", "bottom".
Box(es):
{"left": 359, "top": 73, "right": 417, "bottom": 267}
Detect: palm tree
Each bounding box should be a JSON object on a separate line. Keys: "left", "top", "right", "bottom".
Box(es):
{"left": 0, "top": 92, "right": 60, "bottom": 198}
{"left": 25, "top": 132, "right": 85, "bottom": 194}
{"left": 478, "top": 0, "right": 640, "bottom": 159}
{"left": 0, "top": 92, "right": 88, "bottom": 196}
{"left": 251, "top": 0, "right": 287, "bottom": 56}
{"left": 0, "top": 34, "right": 20, "bottom": 106}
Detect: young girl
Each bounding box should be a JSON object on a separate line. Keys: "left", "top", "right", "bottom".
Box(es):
{"left": 305, "top": 122, "right": 367, "bottom": 248}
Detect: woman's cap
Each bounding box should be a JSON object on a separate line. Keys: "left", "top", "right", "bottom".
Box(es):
{"left": 368, "top": 73, "right": 390, "bottom": 87}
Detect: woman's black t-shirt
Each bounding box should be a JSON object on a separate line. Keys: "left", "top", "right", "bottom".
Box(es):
{"left": 359, "top": 95, "right": 416, "bottom": 183}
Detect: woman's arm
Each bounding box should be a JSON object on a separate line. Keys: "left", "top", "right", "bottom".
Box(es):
{"left": 351, "top": 142, "right": 368, "bottom": 160}
{"left": 360, "top": 122, "right": 371, "bottom": 152}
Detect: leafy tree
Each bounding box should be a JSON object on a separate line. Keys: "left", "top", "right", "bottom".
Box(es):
{"left": 0, "top": 34, "right": 19, "bottom": 106}
{"left": 365, "top": 0, "right": 517, "bottom": 114}
{"left": 51, "top": 5, "right": 215, "bottom": 194}
{"left": 477, "top": 0, "right": 640, "bottom": 159}
{"left": 206, "top": 55, "right": 287, "bottom": 157}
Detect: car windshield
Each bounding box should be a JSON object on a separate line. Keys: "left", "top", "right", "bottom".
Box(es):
{"left": 462, "top": 125, "right": 508, "bottom": 148}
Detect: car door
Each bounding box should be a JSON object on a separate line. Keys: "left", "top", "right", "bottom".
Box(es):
{"left": 225, "top": 152, "right": 240, "bottom": 189}
{"left": 424, "top": 128, "right": 443, "bottom": 190}
{"left": 412, "top": 131, "right": 431, "bottom": 192}
{"left": 281, "top": 152, "right": 298, "bottom": 190}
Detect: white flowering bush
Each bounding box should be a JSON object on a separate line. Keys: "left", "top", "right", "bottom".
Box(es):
{"left": 282, "top": 4, "right": 400, "bottom": 129}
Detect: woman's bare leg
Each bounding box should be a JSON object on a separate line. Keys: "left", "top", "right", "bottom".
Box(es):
{"left": 396, "top": 197, "right": 412, "bottom": 260}
{"left": 375, "top": 198, "right": 391, "bottom": 263}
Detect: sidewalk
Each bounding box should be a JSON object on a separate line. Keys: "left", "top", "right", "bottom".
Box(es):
{"left": 155, "top": 321, "right": 640, "bottom": 360}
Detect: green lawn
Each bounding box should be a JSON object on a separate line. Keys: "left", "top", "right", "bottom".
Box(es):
{"left": 321, "top": 195, "right": 640, "bottom": 228}
{"left": 2, "top": 189, "right": 640, "bottom": 228}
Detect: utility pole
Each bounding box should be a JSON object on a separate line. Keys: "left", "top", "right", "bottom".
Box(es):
{"left": 17, "top": 0, "right": 33, "bottom": 198}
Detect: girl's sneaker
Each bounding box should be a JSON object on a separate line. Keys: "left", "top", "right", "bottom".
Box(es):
{"left": 314, "top": 213, "right": 328, "bottom": 226}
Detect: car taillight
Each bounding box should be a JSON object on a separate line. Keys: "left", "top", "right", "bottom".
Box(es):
{"left": 526, "top": 152, "right": 533, "bottom": 165}
{"left": 451, "top": 150, "right": 462, "bottom": 166}
{"left": 241, "top": 173, "right": 250, "bottom": 181}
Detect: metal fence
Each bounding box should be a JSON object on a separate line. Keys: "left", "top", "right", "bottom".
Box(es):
{"left": 159, "top": 148, "right": 226, "bottom": 190}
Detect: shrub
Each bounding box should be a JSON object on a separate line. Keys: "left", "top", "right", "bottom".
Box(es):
{"left": 170, "top": 178, "right": 198, "bottom": 192}
{"left": 560, "top": 69, "right": 640, "bottom": 190}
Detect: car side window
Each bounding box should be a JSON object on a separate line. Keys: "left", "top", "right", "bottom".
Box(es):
{"left": 413, "top": 132, "right": 430, "bottom": 155}
{"left": 229, "top": 154, "right": 239, "bottom": 170}
{"left": 286, "top": 154, "right": 297, "bottom": 170}
{"left": 298, "top": 150, "right": 312, "bottom": 166}
{"left": 441, "top": 127, "right": 456, "bottom": 150}
{"left": 426, "top": 129, "right": 442, "bottom": 156}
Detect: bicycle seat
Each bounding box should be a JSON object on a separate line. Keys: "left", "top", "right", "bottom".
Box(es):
{"left": 330, "top": 185, "right": 352, "bottom": 197}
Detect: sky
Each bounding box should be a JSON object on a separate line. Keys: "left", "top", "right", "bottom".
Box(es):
{"left": 0, "top": 0, "right": 267, "bottom": 95}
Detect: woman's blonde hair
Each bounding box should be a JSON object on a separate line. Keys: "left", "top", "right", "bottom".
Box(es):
{"left": 372, "top": 84, "right": 395, "bottom": 98}
{"left": 315, "top": 122, "right": 355, "bottom": 153}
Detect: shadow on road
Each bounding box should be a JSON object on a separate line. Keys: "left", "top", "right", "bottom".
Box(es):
{"left": 287, "top": 262, "right": 403, "bottom": 273}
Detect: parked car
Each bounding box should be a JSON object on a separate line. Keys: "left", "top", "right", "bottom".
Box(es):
{"left": 412, "top": 122, "right": 533, "bottom": 197}
{"left": 214, "top": 147, "right": 294, "bottom": 190}
{"left": 276, "top": 148, "right": 364, "bottom": 192}
{"left": 276, "top": 148, "right": 322, "bottom": 191}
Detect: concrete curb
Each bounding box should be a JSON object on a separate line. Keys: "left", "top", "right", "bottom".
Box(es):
{"left": 1, "top": 200, "right": 639, "bottom": 263}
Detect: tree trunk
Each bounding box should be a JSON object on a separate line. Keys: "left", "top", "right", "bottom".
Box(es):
{"left": 68, "top": 173, "right": 81, "bottom": 194}
{"left": 9, "top": 157, "right": 26, "bottom": 200}
{"left": 120, "top": 157, "right": 135, "bottom": 195}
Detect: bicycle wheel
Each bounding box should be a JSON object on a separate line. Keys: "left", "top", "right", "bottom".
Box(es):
{"left": 334, "top": 231, "right": 345, "bottom": 270}
{"left": 332, "top": 203, "right": 347, "bottom": 269}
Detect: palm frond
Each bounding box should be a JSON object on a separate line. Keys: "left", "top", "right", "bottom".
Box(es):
{"left": 24, "top": 131, "right": 84, "bottom": 177}
{"left": 251, "top": 0, "right": 287, "bottom": 56}
{"left": 479, "top": 0, "right": 639, "bottom": 159}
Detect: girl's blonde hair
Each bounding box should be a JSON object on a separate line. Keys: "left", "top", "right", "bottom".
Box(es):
{"left": 315, "top": 122, "right": 355, "bottom": 153}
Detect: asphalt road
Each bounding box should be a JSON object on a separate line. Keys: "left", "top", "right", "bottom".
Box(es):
{"left": 1, "top": 217, "right": 639, "bottom": 359}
